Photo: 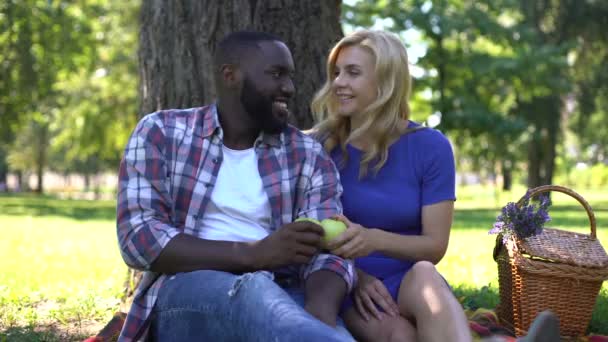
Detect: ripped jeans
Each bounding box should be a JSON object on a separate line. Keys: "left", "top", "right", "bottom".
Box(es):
{"left": 149, "top": 270, "right": 354, "bottom": 342}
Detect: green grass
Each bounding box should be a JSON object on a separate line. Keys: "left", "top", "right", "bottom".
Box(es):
{"left": 0, "top": 186, "right": 607, "bottom": 340}
{"left": 0, "top": 194, "right": 126, "bottom": 341}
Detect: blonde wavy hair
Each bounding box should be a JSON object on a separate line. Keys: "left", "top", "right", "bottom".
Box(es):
{"left": 311, "top": 29, "right": 412, "bottom": 178}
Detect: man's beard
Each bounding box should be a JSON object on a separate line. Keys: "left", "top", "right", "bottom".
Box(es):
{"left": 240, "top": 77, "right": 287, "bottom": 134}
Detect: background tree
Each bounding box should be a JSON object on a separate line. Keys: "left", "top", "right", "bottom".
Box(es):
{"left": 343, "top": 0, "right": 608, "bottom": 189}
{"left": 138, "top": 0, "right": 343, "bottom": 128}
{"left": 0, "top": 0, "right": 140, "bottom": 193}
{"left": 0, "top": 0, "right": 97, "bottom": 192}
{"left": 49, "top": 1, "right": 139, "bottom": 185}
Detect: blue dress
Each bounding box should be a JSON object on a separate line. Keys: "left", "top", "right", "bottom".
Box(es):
{"left": 331, "top": 121, "right": 456, "bottom": 312}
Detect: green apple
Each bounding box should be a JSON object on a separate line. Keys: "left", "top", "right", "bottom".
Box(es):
{"left": 320, "top": 218, "right": 347, "bottom": 246}
{"left": 295, "top": 217, "right": 321, "bottom": 225}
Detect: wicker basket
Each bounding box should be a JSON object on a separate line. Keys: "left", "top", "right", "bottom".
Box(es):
{"left": 493, "top": 185, "right": 608, "bottom": 338}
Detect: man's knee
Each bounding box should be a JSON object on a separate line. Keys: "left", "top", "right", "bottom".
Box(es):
{"left": 226, "top": 270, "right": 276, "bottom": 297}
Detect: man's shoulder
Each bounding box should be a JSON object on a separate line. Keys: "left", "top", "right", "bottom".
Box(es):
{"left": 135, "top": 105, "right": 217, "bottom": 140}
{"left": 283, "top": 125, "right": 325, "bottom": 153}
{"left": 143, "top": 105, "right": 213, "bottom": 126}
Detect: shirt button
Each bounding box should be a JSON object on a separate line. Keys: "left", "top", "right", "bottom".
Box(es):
{"left": 212, "top": 157, "right": 220, "bottom": 164}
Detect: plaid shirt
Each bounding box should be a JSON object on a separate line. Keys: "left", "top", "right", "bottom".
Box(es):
{"left": 116, "top": 104, "right": 356, "bottom": 341}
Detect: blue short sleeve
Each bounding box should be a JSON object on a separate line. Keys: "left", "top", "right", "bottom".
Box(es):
{"left": 421, "top": 131, "right": 456, "bottom": 206}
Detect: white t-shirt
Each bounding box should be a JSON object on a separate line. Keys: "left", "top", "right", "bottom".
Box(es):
{"left": 198, "top": 145, "right": 272, "bottom": 242}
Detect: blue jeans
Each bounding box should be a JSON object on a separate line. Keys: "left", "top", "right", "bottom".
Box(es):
{"left": 150, "top": 270, "right": 355, "bottom": 342}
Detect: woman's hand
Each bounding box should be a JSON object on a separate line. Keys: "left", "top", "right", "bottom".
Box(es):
{"left": 326, "top": 215, "right": 376, "bottom": 259}
{"left": 353, "top": 269, "right": 400, "bottom": 321}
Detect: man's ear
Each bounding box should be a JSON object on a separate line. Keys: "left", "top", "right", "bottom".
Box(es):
{"left": 219, "top": 64, "right": 242, "bottom": 88}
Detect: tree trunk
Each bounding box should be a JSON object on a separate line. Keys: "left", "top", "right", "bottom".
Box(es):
{"left": 527, "top": 131, "right": 541, "bottom": 188}
{"left": 125, "top": 0, "right": 343, "bottom": 304}
{"left": 138, "top": 0, "right": 342, "bottom": 129}
{"left": 501, "top": 160, "right": 512, "bottom": 191}
{"left": 541, "top": 96, "right": 560, "bottom": 186}
{"left": 0, "top": 148, "right": 7, "bottom": 191}
{"left": 526, "top": 95, "right": 560, "bottom": 189}
{"left": 15, "top": 170, "right": 22, "bottom": 192}
{"left": 84, "top": 173, "right": 91, "bottom": 192}
{"left": 0, "top": 169, "right": 5, "bottom": 191}
{"left": 34, "top": 122, "right": 48, "bottom": 193}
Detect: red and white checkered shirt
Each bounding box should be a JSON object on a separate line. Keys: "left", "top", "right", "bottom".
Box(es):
{"left": 116, "top": 104, "right": 355, "bottom": 341}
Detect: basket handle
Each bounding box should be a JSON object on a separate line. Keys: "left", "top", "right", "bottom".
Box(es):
{"left": 519, "top": 185, "right": 597, "bottom": 240}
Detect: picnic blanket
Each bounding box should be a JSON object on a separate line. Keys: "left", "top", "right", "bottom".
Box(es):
{"left": 465, "top": 308, "right": 608, "bottom": 342}
{"left": 84, "top": 309, "right": 608, "bottom": 342}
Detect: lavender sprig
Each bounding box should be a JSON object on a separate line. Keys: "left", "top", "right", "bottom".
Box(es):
{"left": 489, "top": 190, "right": 552, "bottom": 242}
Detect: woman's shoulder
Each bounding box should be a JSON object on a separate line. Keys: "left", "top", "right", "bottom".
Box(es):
{"left": 401, "top": 121, "right": 452, "bottom": 149}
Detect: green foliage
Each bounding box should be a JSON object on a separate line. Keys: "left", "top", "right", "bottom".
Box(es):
{"left": 343, "top": 0, "right": 608, "bottom": 186}
{"left": 0, "top": 1, "right": 139, "bottom": 187}
{"left": 555, "top": 163, "right": 608, "bottom": 189}
{"left": 0, "top": 0, "right": 96, "bottom": 143}
{"left": 49, "top": 1, "right": 139, "bottom": 173}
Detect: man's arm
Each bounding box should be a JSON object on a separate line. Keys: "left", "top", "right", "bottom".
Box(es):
{"left": 117, "top": 115, "right": 325, "bottom": 274}
{"left": 297, "top": 145, "right": 356, "bottom": 290}
{"left": 298, "top": 145, "right": 356, "bottom": 326}
{"left": 116, "top": 114, "right": 182, "bottom": 272}
{"left": 152, "top": 222, "right": 325, "bottom": 274}
{"left": 150, "top": 234, "right": 257, "bottom": 273}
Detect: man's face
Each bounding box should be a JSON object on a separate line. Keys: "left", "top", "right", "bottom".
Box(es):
{"left": 240, "top": 41, "right": 295, "bottom": 134}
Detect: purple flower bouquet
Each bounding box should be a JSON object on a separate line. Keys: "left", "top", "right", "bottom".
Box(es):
{"left": 489, "top": 190, "right": 551, "bottom": 242}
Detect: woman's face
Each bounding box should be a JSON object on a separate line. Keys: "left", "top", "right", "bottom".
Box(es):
{"left": 332, "top": 45, "right": 378, "bottom": 118}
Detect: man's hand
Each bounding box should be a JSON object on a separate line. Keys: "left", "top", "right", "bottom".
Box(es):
{"left": 251, "top": 221, "right": 324, "bottom": 269}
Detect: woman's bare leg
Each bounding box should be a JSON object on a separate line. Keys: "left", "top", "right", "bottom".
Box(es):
{"left": 397, "top": 261, "right": 472, "bottom": 342}
{"left": 343, "top": 306, "right": 417, "bottom": 342}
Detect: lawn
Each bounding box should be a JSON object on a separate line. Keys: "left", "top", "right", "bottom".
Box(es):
{"left": 0, "top": 186, "right": 607, "bottom": 341}
{"left": 0, "top": 194, "right": 126, "bottom": 341}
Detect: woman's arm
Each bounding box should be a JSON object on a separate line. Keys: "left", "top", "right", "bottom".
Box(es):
{"left": 328, "top": 200, "right": 453, "bottom": 264}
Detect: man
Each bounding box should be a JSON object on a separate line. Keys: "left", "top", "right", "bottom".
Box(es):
{"left": 116, "top": 31, "right": 355, "bottom": 341}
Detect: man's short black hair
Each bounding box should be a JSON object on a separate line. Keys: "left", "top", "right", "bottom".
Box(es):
{"left": 214, "top": 31, "right": 284, "bottom": 68}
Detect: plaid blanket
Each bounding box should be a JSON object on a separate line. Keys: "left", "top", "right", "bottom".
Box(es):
{"left": 84, "top": 309, "right": 608, "bottom": 342}
{"left": 466, "top": 308, "right": 608, "bottom": 342}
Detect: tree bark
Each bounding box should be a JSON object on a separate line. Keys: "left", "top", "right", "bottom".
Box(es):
{"left": 138, "top": 0, "right": 343, "bottom": 129}
{"left": 34, "top": 123, "right": 47, "bottom": 193}
{"left": 501, "top": 160, "right": 512, "bottom": 191}
{"left": 527, "top": 130, "right": 541, "bottom": 188}
{"left": 125, "top": 0, "right": 343, "bottom": 304}
{"left": 525, "top": 95, "right": 560, "bottom": 189}
{"left": 0, "top": 147, "right": 7, "bottom": 191}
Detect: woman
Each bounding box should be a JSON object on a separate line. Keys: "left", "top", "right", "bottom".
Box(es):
{"left": 310, "top": 29, "right": 471, "bottom": 342}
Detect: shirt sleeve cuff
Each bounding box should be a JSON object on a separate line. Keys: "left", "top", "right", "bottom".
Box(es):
{"left": 300, "top": 253, "right": 357, "bottom": 293}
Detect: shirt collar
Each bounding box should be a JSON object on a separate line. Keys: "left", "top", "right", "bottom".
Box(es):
{"left": 200, "top": 104, "right": 222, "bottom": 139}
{"left": 256, "top": 130, "right": 285, "bottom": 148}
